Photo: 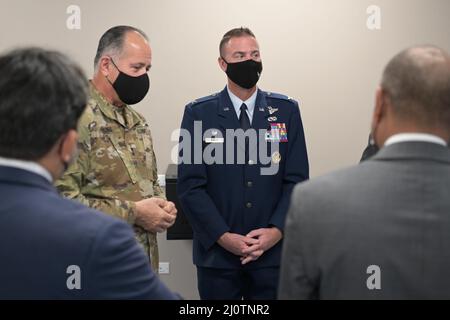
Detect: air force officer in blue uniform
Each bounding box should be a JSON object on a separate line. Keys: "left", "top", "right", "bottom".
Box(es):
{"left": 177, "top": 27, "right": 309, "bottom": 300}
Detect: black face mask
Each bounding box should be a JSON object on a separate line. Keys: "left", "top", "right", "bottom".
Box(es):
{"left": 108, "top": 58, "right": 150, "bottom": 105}
{"left": 222, "top": 58, "right": 263, "bottom": 89}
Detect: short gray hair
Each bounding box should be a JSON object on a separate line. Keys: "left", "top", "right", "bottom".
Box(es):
{"left": 381, "top": 45, "right": 450, "bottom": 130}
{"left": 94, "top": 25, "right": 148, "bottom": 70}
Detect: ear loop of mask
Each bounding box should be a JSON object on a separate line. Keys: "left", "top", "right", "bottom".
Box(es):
{"left": 109, "top": 56, "right": 121, "bottom": 71}
{"left": 105, "top": 56, "right": 119, "bottom": 86}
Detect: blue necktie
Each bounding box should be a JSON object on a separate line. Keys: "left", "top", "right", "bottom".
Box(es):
{"left": 239, "top": 103, "right": 251, "bottom": 130}
{"left": 239, "top": 103, "right": 251, "bottom": 163}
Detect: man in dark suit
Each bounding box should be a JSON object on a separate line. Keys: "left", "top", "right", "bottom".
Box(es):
{"left": 0, "top": 48, "right": 178, "bottom": 299}
{"left": 177, "top": 27, "right": 309, "bottom": 299}
{"left": 279, "top": 45, "right": 450, "bottom": 299}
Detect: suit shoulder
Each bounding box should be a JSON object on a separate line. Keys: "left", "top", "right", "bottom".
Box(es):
{"left": 23, "top": 190, "right": 126, "bottom": 247}
{"left": 292, "top": 164, "right": 376, "bottom": 209}
{"left": 186, "top": 92, "right": 220, "bottom": 109}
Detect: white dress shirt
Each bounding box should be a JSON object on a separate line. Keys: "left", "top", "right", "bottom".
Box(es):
{"left": 0, "top": 156, "right": 53, "bottom": 183}
{"left": 227, "top": 85, "right": 258, "bottom": 124}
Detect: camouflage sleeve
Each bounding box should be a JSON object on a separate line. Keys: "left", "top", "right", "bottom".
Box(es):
{"left": 146, "top": 126, "right": 166, "bottom": 200}
{"left": 55, "top": 118, "right": 137, "bottom": 225}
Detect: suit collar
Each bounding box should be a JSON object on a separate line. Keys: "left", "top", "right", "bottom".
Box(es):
{"left": 385, "top": 133, "right": 447, "bottom": 147}
{"left": 372, "top": 141, "right": 450, "bottom": 164}
{"left": 0, "top": 166, "right": 56, "bottom": 193}
{"left": 226, "top": 85, "right": 258, "bottom": 121}
{"left": 0, "top": 157, "right": 52, "bottom": 183}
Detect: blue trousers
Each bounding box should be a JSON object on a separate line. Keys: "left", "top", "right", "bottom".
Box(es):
{"left": 197, "top": 266, "right": 279, "bottom": 300}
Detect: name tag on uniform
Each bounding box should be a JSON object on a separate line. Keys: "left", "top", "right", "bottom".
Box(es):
{"left": 265, "top": 123, "right": 288, "bottom": 142}
{"left": 204, "top": 137, "right": 224, "bottom": 144}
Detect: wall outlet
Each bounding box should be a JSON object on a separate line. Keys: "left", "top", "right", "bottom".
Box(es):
{"left": 158, "top": 174, "right": 166, "bottom": 187}
{"left": 158, "top": 262, "right": 170, "bottom": 274}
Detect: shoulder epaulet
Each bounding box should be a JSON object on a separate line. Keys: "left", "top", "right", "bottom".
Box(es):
{"left": 264, "top": 91, "right": 298, "bottom": 104}
{"left": 187, "top": 92, "right": 219, "bottom": 107}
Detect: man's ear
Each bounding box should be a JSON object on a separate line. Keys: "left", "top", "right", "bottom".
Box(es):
{"left": 218, "top": 57, "right": 227, "bottom": 72}
{"left": 60, "top": 129, "right": 78, "bottom": 163}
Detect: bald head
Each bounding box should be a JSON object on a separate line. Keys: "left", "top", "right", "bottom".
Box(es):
{"left": 381, "top": 45, "right": 450, "bottom": 131}
{"left": 94, "top": 25, "right": 149, "bottom": 71}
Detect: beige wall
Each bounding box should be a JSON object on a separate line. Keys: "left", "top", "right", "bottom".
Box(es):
{"left": 1, "top": 0, "right": 449, "bottom": 299}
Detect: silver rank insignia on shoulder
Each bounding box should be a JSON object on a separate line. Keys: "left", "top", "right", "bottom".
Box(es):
{"left": 267, "top": 106, "right": 278, "bottom": 115}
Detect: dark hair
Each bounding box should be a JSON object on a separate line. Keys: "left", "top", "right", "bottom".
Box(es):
{"left": 219, "top": 27, "right": 256, "bottom": 57}
{"left": 381, "top": 45, "right": 450, "bottom": 130}
{"left": 94, "top": 25, "right": 148, "bottom": 69}
{"left": 0, "top": 47, "right": 88, "bottom": 160}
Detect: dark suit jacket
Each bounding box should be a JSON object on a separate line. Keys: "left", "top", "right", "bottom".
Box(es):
{"left": 0, "top": 166, "right": 178, "bottom": 299}
{"left": 177, "top": 88, "right": 309, "bottom": 269}
{"left": 279, "top": 142, "right": 450, "bottom": 299}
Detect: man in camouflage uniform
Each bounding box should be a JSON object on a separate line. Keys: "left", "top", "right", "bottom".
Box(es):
{"left": 56, "top": 26, "right": 177, "bottom": 272}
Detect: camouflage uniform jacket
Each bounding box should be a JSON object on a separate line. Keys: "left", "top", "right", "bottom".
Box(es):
{"left": 55, "top": 83, "right": 164, "bottom": 272}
